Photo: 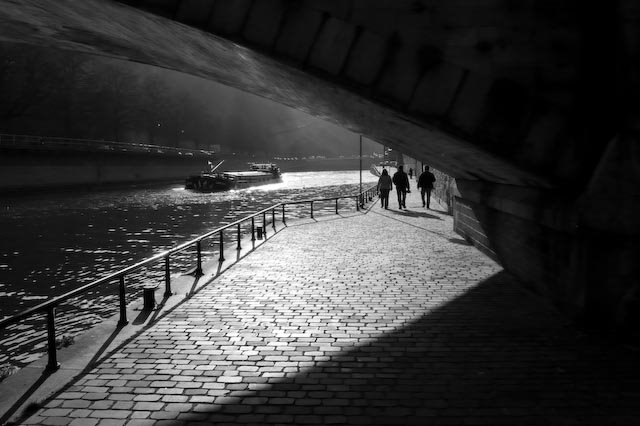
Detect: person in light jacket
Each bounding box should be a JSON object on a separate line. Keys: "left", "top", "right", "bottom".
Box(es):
{"left": 377, "top": 168, "right": 393, "bottom": 209}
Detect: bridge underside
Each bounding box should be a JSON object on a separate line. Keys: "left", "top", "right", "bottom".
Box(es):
{"left": 1, "top": 0, "right": 638, "bottom": 337}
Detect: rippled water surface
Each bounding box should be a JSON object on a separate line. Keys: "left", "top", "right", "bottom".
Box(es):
{"left": 0, "top": 170, "right": 377, "bottom": 366}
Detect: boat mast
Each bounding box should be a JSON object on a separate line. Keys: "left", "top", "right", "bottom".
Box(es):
{"left": 210, "top": 160, "right": 225, "bottom": 172}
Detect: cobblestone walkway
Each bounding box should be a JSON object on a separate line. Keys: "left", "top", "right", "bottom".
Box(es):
{"left": 17, "top": 191, "right": 640, "bottom": 425}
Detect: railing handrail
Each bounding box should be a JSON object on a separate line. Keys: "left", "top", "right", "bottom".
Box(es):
{"left": 0, "top": 184, "right": 378, "bottom": 331}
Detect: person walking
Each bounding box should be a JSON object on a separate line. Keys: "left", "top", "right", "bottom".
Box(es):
{"left": 392, "top": 165, "right": 410, "bottom": 209}
{"left": 377, "top": 168, "right": 392, "bottom": 209}
{"left": 417, "top": 165, "right": 436, "bottom": 209}
{"left": 408, "top": 168, "right": 413, "bottom": 179}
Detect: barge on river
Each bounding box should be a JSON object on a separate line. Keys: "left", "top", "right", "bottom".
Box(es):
{"left": 185, "top": 161, "right": 281, "bottom": 192}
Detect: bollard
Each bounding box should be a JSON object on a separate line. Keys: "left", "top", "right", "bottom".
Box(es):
{"left": 143, "top": 286, "right": 157, "bottom": 311}
{"left": 46, "top": 307, "right": 60, "bottom": 372}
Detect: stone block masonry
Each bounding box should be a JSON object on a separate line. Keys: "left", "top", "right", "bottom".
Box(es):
{"left": 453, "top": 196, "right": 497, "bottom": 261}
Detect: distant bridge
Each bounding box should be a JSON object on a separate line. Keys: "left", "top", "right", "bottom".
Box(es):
{"left": 0, "top": 133, "right": 213, "bottom": 192}
{"left": 0, "top": 133, "right": 214, "bottom": 157}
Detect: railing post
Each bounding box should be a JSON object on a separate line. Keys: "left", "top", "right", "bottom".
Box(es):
{"left": 310, "top": 201, "right": 314, "bottom": 219}
{"left": 195, "top": 240, "right": 203, "bottom": 276}
{"left": 251, "top": 217, "right": 255, "bottom": 241}
{"left": 263, "top": 212, "right": 267, "bottom": 238}
{"left": 164, "top": 256, "right": 172, "bottom": 297}
{"left": 272, "top": 208, "right": 276, "bottom": 229}
{"left": 237, "top": 223, "right": 242, "bottom": 250}
{"left": 118, "top": 276, "right": 128, "bottom": 326}
{"left": 335, "top": 198, "right": 338, "bottom": 214}
{"left": 219, "top": 231, "right": 225, "bottom": 262}
{"left": 46, "top": 306, "right": 59, "bottom": 372}
{"left": 282, "top": 204, "right": 286, "bottom": 225}
{"left": 356, "top": 196, "right": 360, "bottom": 211}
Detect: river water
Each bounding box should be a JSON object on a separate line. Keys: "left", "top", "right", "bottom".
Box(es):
{"left": 0, "top": 170, "right": 377, "bottom": 367}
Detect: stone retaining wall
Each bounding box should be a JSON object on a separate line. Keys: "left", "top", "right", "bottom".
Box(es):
{"left": 0, "top": 149, "right": 208, "bottom": 192}
{"left": 452, "top": 197, "right": 498, "bottom": 262}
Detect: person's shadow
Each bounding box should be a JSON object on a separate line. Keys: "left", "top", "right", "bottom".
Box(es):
{"left": 395, "top": 209, "right": 442, "bottom": 220}
{"left": 448, "top": 237, "right": 472, "bottom": 245}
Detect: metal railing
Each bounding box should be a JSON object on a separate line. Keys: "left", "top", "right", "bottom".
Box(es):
{"left": 0, "top": 184, "right": 378, "bottom": 372}
{"left": 0, "top": 133, "right": 214, "bottom": 157}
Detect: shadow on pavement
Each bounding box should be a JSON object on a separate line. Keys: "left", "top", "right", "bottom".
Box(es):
{"left": 165, "top": 271, "right": 640, "bottom": 425}
{"left": 427, "top": 208, "right": 450, "bottom": 215}
{"left": 132, "top": 309, "right": 153, "bottom": 325}
{"left": 371, "top": 210, "right": 450, "bottom": 239}
{"left": 448, "top": 237, "right": 472, "bottom": 245}
{"left": 0, "top": 372, "right": 48, "bottom": 425}
{"left": 395, "top": 209, "right": 443, "bottom": 220}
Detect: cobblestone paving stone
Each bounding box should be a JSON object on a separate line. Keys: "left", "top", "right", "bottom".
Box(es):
{"left": 18, "top": 191, "right": 640, "bottom": 425}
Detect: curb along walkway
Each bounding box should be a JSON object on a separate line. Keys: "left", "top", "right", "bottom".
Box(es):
{"left": 10, "top": 190, "right": 640, "bottom": 425}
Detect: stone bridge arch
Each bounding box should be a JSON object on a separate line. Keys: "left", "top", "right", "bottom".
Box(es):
{"left": 0, "top": 0, "right": 638, "bottom": 336}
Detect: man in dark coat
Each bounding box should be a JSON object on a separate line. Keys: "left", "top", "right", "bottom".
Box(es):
{"left": 417, "top": 166, "right": 436, "bottom": 208}
{"left": 392, "top": 165, "right": 410, "bottom": 209}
